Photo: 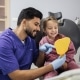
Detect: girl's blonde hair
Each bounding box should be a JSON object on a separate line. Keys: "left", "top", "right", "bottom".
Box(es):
{"left": 41, "top": 16, "right": 58, "bottom": 30}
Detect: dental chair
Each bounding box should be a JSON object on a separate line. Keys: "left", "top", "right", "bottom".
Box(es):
{"left": 35, "top": 12, "right": 80, "bottom": 80}
{"left": 48, "top": 12, "right": 80, "bottom": 51}
{"left": 35, "top": 12, "right": 80, "bottom": 52}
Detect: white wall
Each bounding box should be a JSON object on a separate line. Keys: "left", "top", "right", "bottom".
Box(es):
{"left": 10, "top": 0, "right": 80, "bottom": 29}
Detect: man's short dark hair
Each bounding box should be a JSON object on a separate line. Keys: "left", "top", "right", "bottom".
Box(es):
{"left": 17, "top": 7, "right": 43, "bottom": 26}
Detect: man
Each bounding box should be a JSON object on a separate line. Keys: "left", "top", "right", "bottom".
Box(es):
{"left": 0, "top": 7, "right": 66, "bottom": 80}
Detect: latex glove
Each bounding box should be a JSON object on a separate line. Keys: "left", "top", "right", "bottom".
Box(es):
{"left": 50, "top": 55, "right": 66, "bottom": 70}
{"left": 39, "top": 43, "right": 55, "bottom": 54}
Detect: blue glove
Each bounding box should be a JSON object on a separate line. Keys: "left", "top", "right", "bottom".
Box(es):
{"left": 39, "top": 43, "right": 55, "bottom": 54}
{"left": 50, "top": 55, "right": 66, "bottom": 70}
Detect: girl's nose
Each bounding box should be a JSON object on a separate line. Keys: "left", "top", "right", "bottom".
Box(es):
{"left": 52, "top": 29, "right": 55, "bottom": 32}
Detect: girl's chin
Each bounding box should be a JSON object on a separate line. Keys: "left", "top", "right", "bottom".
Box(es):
{"left": 52, "top": 34, "right": 57, "bottom": 37}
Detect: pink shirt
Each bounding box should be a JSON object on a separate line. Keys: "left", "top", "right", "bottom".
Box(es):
{"left": 39, "top": 34, "right": 76, "bottom": 63}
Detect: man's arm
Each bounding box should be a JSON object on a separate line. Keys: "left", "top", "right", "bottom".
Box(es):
{"left": 8, "top": 64, "right": 53, "bottom": 80}
{"left": 35, "top": 51, "right": 45, "bottom": 67}
{"left": 8, "top": 55, "right": 66, "bottom": 80}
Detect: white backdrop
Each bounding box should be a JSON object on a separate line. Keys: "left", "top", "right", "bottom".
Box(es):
{"left": 10, "top": 0, "right": 80, "bottom": 29}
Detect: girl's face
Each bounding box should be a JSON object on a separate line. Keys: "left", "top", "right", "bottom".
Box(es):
{"left": 45, "top": 20, "right": 58, "bottom": 39}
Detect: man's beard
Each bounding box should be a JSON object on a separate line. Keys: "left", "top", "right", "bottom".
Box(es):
{"left": 24, "top": 29, "right": 37, "bottom": 39}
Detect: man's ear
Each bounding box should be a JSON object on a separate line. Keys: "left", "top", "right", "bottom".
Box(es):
{"left": 21, "top": 19, "right": 27, "bottom": 25}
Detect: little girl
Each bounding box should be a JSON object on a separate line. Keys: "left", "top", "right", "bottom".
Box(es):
{"left": 39, "top": 16, "right": 80, "bottom": 79}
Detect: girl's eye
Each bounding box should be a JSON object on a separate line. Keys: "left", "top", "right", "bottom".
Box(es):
{"left": 47, "top": 27, "right": 52, "bottom": 29}
{"left": 48, "top": 28, "right": 52, "bottom": 29}
{"left": 55, "top": 27, "right": 57, "bottom": 29}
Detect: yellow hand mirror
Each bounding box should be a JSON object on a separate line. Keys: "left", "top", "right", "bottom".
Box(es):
{"left": 54, "top": 37, "right": 70, "bottom": 56}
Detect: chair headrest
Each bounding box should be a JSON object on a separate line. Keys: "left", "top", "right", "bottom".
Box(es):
{"left": 48, "top": 12, "right": 62, "bottom": 20}
{"left": 58, "top": 19, "right": 80, "bottom": 51}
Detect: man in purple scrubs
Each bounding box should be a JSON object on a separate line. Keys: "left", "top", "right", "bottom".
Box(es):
{"left": 0, "top": 7, "right": 66, "bottom": 80}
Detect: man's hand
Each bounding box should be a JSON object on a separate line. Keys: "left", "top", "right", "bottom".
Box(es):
{"left": 59, "top": 62, "right": 67, "bottom": 70}
{"left": 39, "top": 43, "right": 55, "bottom": 54}
{"left": 50, "top": 55, "right": 66, "bottom": 70}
